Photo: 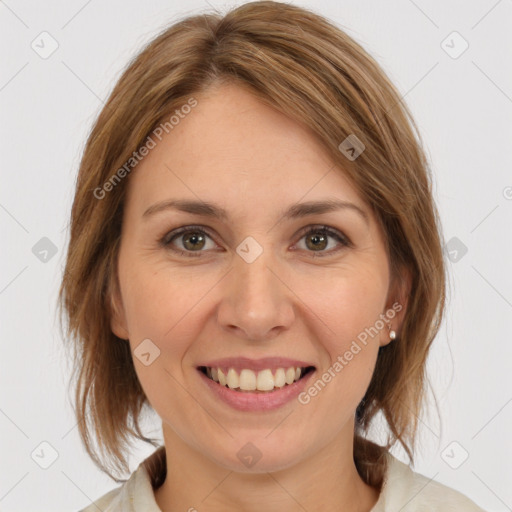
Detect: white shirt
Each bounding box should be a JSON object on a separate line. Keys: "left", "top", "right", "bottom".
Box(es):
{"left": 78, "top": 447, "right": 486, "bottom": 511}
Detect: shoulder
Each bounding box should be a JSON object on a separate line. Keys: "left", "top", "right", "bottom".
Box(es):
{"left": 77, "top": 447, "right": 165, "bottom": 511}
{"left": 78, "top": 485, "right": 124, "bottom": 512}
{"left": 372, "top": 452, "right": 487, "bottom": 511}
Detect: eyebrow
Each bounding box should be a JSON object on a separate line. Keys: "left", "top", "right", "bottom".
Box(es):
{"left": 142, "top": 198, "right": 369, "bottom": 225}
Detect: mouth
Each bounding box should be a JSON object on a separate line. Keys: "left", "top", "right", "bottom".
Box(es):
{"left": 197, "top": 365, "right": 316, "bottom": 393}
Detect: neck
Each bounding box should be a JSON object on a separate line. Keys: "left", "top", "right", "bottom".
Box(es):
{"left": 153, "top": 423, "right": 380, "bottom": 512}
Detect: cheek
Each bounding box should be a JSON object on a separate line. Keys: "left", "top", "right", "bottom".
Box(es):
{"left": 121, "top": 261, "right": 209, "bottom": 343}
{"left": 120, "top": 264, "right": 206, "bottom": 410}
{"left": 304, "top": 283, "right": 382, "bottom": 413}
{"left": 307, "top": 266, "right": 387, "bottom": 343}
{"left": 302, "top": 266, "right": 386, "bottom": 399}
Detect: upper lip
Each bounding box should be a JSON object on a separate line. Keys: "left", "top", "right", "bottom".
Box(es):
{"left": 197, "top": 357, "right": 316, "bottom": 373}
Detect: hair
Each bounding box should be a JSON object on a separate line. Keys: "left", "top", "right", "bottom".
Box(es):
{"left": 58, "top": 0, "right": 447, "bottom": 489}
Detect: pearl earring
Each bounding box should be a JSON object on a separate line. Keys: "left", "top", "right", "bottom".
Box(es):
{"left": 389, "top": 329, "right": 396, "bottom": 340}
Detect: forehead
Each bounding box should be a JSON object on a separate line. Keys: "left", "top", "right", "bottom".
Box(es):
{"left": 124, "top": 83, "right": 366, "bottom": 218}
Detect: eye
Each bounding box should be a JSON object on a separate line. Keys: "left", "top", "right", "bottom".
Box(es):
{"left": 160, "top": 225, "right": 217, "bottom": 258}
{"left": 292, "top": 225, "right": 351, "bottom": 257}
{"left": 160, "top": 224, "right": 351, "bottom": 258}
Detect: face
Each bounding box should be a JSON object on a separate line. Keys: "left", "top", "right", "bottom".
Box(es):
{"left": 110, "top": 82, "right": 406, "bottom": 473}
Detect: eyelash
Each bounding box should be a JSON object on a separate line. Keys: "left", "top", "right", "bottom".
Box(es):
{"left": 159, "top": 224, "right": 351, "bottom": 259}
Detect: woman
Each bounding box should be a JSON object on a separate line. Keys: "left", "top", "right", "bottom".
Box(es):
{"left": 59, "top": 1, "right": 486, "bottom": 510}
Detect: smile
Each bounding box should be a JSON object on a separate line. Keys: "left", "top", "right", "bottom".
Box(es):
{"left": 198, "top": 365, "right": 316, "bottom": 393}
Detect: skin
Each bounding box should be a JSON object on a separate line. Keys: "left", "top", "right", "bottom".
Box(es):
{"left": 110, "top": 82, "right": 410, "bottom": 512}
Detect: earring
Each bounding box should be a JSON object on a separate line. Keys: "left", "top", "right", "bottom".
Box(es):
{"left": 386, "top": 319, "right": 396, "bottom": 341}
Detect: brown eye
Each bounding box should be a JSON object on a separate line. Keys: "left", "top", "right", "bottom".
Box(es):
{"left": 160, "top": 224, "right": 351, "bottom": 259}
{"left": 161, "top": 226, "right": 217, "bottom": 258}
{"left": 295, "top": 226, "right": 351, "bottom": 257}
{"left": 305, "top": 232, "right": 328, "bottom": 251}
{"left": 181, "top": 231, "right": 207, "bottom": 251}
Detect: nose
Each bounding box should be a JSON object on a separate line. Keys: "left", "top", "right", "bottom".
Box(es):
{"left": 216, "top": 249, "right": 295, "bottom": 342}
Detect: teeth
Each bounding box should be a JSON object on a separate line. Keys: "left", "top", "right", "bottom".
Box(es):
{"left": 257, "top": 369, "right": 274, "bottom": 391}
{"left": 227, "top": 368, "right": 238, "bottom": 390}
{"left": 285, "top": 367, "right": 296, "bottom": 385}
{"left": 274, "top": 368, "right": 286, "bottom": 388}
{"left": 239, "top": 369, "right": 256, "bottom": 391}
{"left": 204, "top": 366, "right": 309, "bottom": 392}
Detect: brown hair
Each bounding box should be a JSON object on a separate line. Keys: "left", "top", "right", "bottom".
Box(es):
{"left": 58, "top": 0, "right": 447, "bottom": 489}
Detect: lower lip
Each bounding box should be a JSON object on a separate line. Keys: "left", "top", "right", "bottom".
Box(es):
{"left": 197, "top": 368, "right": 315, "bottom": 412}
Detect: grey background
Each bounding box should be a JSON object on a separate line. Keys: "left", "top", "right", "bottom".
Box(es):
{"left": 1, "top": 0, "right": 511, "bottom": 510}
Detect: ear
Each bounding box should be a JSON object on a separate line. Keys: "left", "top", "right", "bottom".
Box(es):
{"left": 108, "top": 270, "right": 129, "bottom": 340}
{"left": 380, "top": 264, "right": 412, "bottom": 347}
